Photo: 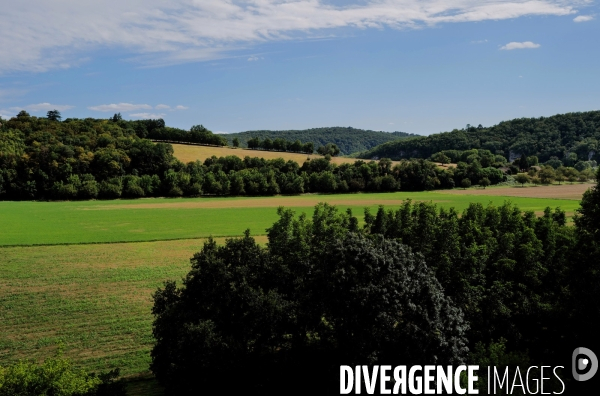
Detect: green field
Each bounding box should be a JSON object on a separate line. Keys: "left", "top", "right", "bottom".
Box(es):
{"left": 0, "top": 189, "right": 586, "bottom": 393}
{"left": 0, "top": 191, "right": 582, "bottom": 246}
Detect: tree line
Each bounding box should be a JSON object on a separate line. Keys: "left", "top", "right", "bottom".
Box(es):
{"left": 219, "top": 126, "right": 418, "bottom": 155}
{"left": 246, "top": 136, "right": 315, "bottom": 154}
{"left": 0, "top": 112, "right": 507, "bottom": 201}
{"left": 151, "top": 168, "right": 600, "bottom": 394}
{"left": 362, "top": 110, "right": 600, "bottom": 165}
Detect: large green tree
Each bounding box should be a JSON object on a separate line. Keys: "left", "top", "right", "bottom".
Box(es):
{"left": 570, "top": 167, "right": 600, "bottom": 350}
{"left": 150, "top": 204, "right": 468, "bottom": 394}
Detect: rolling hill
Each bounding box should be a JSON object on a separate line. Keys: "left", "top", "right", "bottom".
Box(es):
{"left": 217, "top": 127, "right": 418, "bottom": 155}
{"left": 359, "top": 111, "right": 600, "bottom": 163}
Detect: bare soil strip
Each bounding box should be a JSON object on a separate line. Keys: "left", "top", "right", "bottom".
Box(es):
{"left": 440, "top": 183, "right": 593, "bottom": 200}
{"left": 83, "top": 197, "right": 449, "bottom": 210}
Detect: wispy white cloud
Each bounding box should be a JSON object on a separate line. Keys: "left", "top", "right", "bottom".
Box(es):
{"left": 89, "top": 103, "right": 187, "bottom": 112}
{"left": 9, "top": 102, "right": 74, "bottom": 112}
{"left": 574, "top": 15, "right": 594, "bottom": 22}
{"left": 471, "top": 39, "right": 488, "bottom": 44}
{"left": 0, "top": 1, "right": 582, "bottom": 73}
{"left": 88, "top": 103, "right": 152, "bottom": 112}
{"left": 129, "top": 112, "right": 166, "bottom": 119}
{"left": 0, "top": 87, "right": 30, "bottom": 102}
{"left": 248, "top": 56, "right": 264, "bottom": 61}
{"left": 500, "top": 41, "right": 541, "bottom": 50}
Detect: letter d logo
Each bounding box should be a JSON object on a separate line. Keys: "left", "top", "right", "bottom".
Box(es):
{"left": 572, "top": 347, "right": 598, "bottom": 381}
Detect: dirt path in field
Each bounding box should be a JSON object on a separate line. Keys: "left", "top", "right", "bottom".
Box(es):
{"left": 441, "top": 183, "right": 593, "bottom": 200}
{"left": 84, "top": 196, "right": 447, "bottom": 210}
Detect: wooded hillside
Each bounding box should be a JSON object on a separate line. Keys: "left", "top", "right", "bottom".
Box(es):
{"left": 360, "top": 111, "right": 600, "bottom": 163}
{"left": 218, "top": 127, "right": 417, "bottom": 155}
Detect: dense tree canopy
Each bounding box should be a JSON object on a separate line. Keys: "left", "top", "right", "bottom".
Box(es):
{"left": 247, "top": 136, "right": 314, "bottom": 154}
{"left": 152, "top": 169, "right": 600, "bottom": 393}
{"left": 0, "top": 113, "right": 510, "bottom": 200}
{"left": 219, "top": 127, "right": 418, "bottom": 155}
{"left": 140, "top": 121, "right": 228, "bottom": 146}
{"left": 361, "top": 111, "right": 600, "bottom": 165}
{"left": 151, "top": 204, "right": 468, "bottom": 394}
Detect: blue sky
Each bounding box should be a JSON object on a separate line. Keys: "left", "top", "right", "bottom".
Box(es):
{"left": 0, "top": 0, "right": 598, "bottom": 135}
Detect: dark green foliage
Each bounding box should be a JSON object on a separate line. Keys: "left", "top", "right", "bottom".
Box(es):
{"left": 479, "top": 177, "right": 490, "bottom": 188}
{"left": 431, "top": 152, "right": 451, "bottom": 164}
{"left": 515, "top": 173, "right": 530, "bottom": 186}
{"left": 151, "top": 205, "right": 468, "bottom": 394}
{"left": 363, "top": 201, "right": 574, "bottom": 356}
{"left": 0, "top": 352, "right": 126, "bottom": 396}
{"left": 570, "top": 167, "right": 600, "bottom": 353}
{"left": 316, "top": 143, "right": 340, "bottom": 156}
{"left": 0, "top": 115, "right": 502, "bottom": 201}
{"left": 220, "top": 127, "right": 418, "bottom": 155}
{"left": 46, "top": 110, "right": 61, "bottom": 122}
{"left": 362, "top": 111, "right": 600, "bottom": 163}
{"left": 247, "top": 136, "right": 315, "bottom": 154}
{"left": 519, "top": 153, "right": 529, "bottom": 171}
{"left": 150, "top": 172, "right": 600, "bottom": 393}
{"left": 144, "top": 123, "right": 227, "bottom": 146}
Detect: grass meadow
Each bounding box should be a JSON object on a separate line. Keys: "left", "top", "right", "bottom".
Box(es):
{"left": 0, "top": 189, "right": 586, "bottom": 246}
{"left": 0, "top": 238, "right": 274, "bottom": 394}
{"left": 0, "top": 185, "right": 591, "bottom": 394}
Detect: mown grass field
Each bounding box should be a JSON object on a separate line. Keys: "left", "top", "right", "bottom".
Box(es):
{"left": 0, "top": 184, "right": 591, "bottom": 394}
{"left": 0, "top": 238, "right": 272, "bottom": 394}
{"left": 0, "top": 239, "right": 202, "bottom": 374}
{"left": 0, "top": 188, "right": 586, "bottom": 246}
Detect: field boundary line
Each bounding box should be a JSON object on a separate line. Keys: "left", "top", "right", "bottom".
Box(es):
{"left": 0, "top": 234, "right": 268, "bottom": 249}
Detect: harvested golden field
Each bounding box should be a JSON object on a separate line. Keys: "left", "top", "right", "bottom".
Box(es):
{"left": 171, "top": 144, "right": 400, "bottom": 166}
{"left": 440, "top": 183, "right": 594, "bottom": 200}
{"left": 432, "top": 162, "right": 456, "bottom": 170}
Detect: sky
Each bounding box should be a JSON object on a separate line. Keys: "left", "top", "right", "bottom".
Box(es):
{"left": 0, "top": 0, "right": 598, "bottom": 135}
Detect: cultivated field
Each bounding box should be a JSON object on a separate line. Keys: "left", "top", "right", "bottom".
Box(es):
{"left": 441, "top": 182, "right": 593, "bottom": 200}
{"left": 0, "top": 237, "right": 262, "bottom": 394}
{"left": 171, "top": 144, "right": 401, "bottom": 166}
{"left": 0, "top": 192, "right": 583, "bottom": 246}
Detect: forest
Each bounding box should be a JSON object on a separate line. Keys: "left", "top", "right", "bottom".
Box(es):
{"left": 361, "top": 110, "right": 600, "bottom": 166}
{"left": 150, "top": 169, "right": 600, "bottom": 394}
{"left": 0, "top": 112, "right": 504, "bottom": 201}
{"left": 218, "top": 126, "right": 418, "bottom": 155}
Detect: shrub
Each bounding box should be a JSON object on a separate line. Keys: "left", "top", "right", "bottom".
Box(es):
{"left": 79, "top": 180, "right": 99, "bottom": 199}
{"left": 99, "top": 180, "right": 122, "bottom": 199}
{"left": 0, "top": 351, "right": 125, "bottom": 396}
{"left": 52, "top": 182, "right": 78, "bottom": 200}
{"left": 124, "top": 184, "right": 145, "bottom": 198}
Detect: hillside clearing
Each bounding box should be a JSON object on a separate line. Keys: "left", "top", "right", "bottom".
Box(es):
{"left": 171, "top": 144, "right": 400, "bottom": 166}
